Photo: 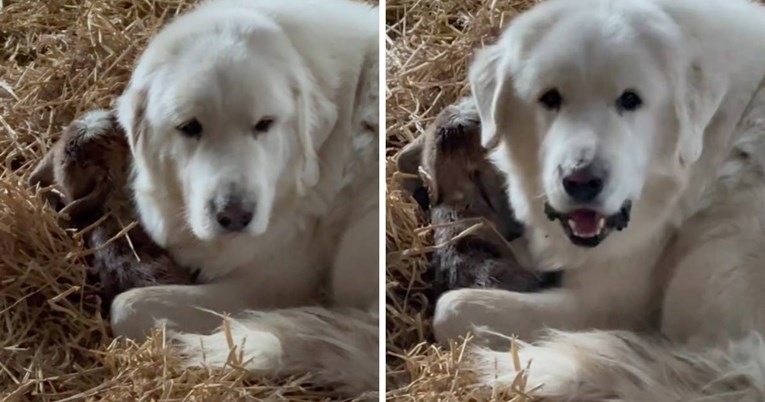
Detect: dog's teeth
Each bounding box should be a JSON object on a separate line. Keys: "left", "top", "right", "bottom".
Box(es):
{"left": 566, "top": 218, "right": 609, "bottom": 238}
{"left": 568, "top": 220, "right": 580, "bottom": 236}
{"left": 568, "top": 220, "right": 588, "bottom": 238}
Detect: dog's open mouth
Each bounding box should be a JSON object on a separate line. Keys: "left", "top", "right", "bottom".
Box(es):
{"left": 544, "top": 201, "right": 632, "bottom": 248}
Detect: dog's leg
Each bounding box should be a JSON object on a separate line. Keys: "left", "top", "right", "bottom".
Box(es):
{"left": 433, "top": 288, "right": 581, "bottom": 346}
{"left": 110, "top": 277, "right": 255, "bottom": 339}
{"left": 331, "top": 205, "right": 378, "bottom": 309}
{"left": 433, "top": 246, "right": 658, "bottom": 347}
{"left": 171, "top": 306, "right": 379, "bottom": 397}
{"left": 659, "top": 164, "right": 765, "bottom": 347}
{"left": 661, "top": 232, "right": 765, "bottom": 348}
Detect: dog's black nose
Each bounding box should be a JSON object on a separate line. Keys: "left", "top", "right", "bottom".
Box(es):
{"left": 215, "top": 198, "right": 254, "bottom": 232}
{"left": 562, "top": 167, "right": 604, "bottom": 203}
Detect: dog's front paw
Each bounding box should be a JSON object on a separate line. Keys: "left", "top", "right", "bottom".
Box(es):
{"left": 433, "top": 289, "right": 500, "bottom": 346}
{"left": 109, "top": 285, "right": 223, "bottom": 340}
{"left": 170, "top": 319, "right": 283, "bottom": 372}
{"left": 110, "top": 287, "right": 170, "bottom": 340}
{"left": 433, "top": 288, "right": 548, "bottom": 347}
{"left": 470, "top": 338, "right": 579, "bottom": 398}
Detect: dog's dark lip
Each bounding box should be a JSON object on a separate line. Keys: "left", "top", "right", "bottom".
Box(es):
{"left": 544, "top": 201, "right": 632, "bottom": 248}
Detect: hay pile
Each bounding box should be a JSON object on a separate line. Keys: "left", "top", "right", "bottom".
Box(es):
{"left": 385, "top": 0, "right": 539, "bottom": 400}
{"left": 0, "top": 0, "right": 371, "bottom": 400}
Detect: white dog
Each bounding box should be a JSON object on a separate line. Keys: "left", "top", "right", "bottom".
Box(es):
{"left": 433, "top": 0, "right": 765, "bottom": 400}
{"left": 111, "top": 0, "right": 379, "bottom": 396}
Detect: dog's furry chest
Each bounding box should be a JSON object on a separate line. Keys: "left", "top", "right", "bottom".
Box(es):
{"left": 162, "top": 209, "right": 328, "bottom": 306}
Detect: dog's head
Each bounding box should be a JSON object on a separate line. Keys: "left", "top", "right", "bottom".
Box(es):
{"left": 471, "top": 0, "right": 724, "bottom": 248}
{"left": 117, "top": 10, "right": 336, "bottom": 241}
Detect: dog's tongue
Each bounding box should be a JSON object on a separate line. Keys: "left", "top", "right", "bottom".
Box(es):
{"left": 569, "top": 209, "right": 600, "bottom": 236}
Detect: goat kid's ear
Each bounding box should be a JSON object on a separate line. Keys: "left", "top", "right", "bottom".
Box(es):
{"left": 58, "top": 185, "right": 108, "bottom": 224}
{"left": 28, "top": 142, "right": 67, "bottom": 209}
{"left": 394, "top": 134, "right": 429, "bottom": 203}
{"left": 28, "top": 143, "right": 57, "bottom": 189}
{"left": 396, "top": 134, "right": 425, "bottom": 175}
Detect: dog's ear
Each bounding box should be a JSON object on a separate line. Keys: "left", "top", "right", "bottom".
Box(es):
{"left": 636, "top": 10, "right": 725, "bottom": 167}
{"left": 671, "top": 61, "right": 726, "bottom": 165}
{"left": 469, "top": 43, "right": 509, "bottom": 150}
{"left": 469, "top": 3, "right": 566, "bottom": 151}
{"left": 116, "top": 87, "right": 149, "bottom": 153}
{"left": 468, "top": 42, "right": 540, "bottom": 154}
{"left": 293, "top": 74, "right": 337, "bottom": 195}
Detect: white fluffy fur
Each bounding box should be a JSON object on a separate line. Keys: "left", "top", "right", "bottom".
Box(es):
{"left": 111, "top": 0, "right": 378, "bottom": 396}
{"left": 79, "top": 109, "right": 115, "bottom": 140}
{"left": 432, "top": 0, "right": 765, "bottom": 399}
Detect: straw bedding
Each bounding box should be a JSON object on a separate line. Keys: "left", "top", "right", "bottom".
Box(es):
{"left": 0, "top": 0, "right": 374, "bottom": 401}
{"left": 385, "top": 0, "right": 539, "bottom": 400}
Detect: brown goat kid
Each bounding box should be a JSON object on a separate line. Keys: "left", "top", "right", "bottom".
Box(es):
{"left": 28, "top": 110, "right": 193, "bottom": 315}
{"left": 396, "top": 99, "right": 543, "bottom": 299}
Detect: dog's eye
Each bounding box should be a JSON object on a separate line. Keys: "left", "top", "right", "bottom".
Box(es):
{"left": 539, "top": 89, "right": 563, "bottom": 110}
{"left": 616, "top": 91, "right": 643, "bottom": 112}
{"left": 177, "top": 119, "right": 203, "bottom": 138}
{"left": 254, "top": 117, "right": 275, "bottom": 133}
